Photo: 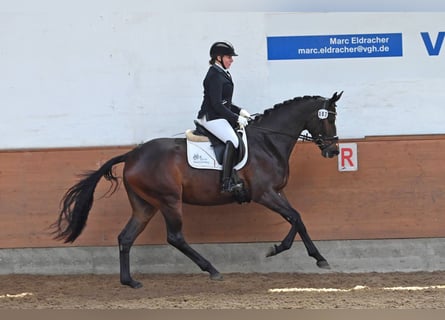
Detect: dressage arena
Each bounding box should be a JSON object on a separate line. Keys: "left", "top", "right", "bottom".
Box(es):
{"left": 1, "top": 272, "right": 445, "bottom": 308}
{"left": 1, "top": 138, "right": 445, "bottom": 309}
{"left": 2, "top": 8, "right": 445, "bottom": 311}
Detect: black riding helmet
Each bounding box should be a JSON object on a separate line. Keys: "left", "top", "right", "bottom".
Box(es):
{"left": 210, "top": 41, "right": 238, "bottom": 58}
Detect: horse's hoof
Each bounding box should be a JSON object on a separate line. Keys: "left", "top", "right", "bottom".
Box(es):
{"left": 317, "top": 260, "right": 331, "bottom": 269}
{"left": 266, "top": 246, "right": 276, "bottom": 257}
{"left": 121, "top": 279, "right": 143, "bottom": 289}
{"left": 210, "top": 273, "right": 224, "bottom": 281}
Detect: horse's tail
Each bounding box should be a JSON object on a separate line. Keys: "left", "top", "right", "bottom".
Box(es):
{"left": 51, "top": 152, "right": 129, "bottom": 243}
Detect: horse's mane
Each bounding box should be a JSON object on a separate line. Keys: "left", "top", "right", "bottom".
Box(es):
{"left": 252, "top": 95, "right": 324, "bottom": 124}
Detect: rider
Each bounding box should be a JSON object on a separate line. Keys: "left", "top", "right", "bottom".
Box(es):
{"left": 196, "top": 41, "right": 251, "bottom": 193}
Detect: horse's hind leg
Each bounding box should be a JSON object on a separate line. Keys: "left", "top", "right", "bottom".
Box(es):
{"left": 161, "top": 200, "right": 223, "bottom": 280}
{"left": 118, "top": 190, "right": 158, "bottom": 288}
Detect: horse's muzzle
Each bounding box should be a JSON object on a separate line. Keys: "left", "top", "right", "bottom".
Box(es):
{"left": 321, "top": 143, "right": 339, "bottom": 158}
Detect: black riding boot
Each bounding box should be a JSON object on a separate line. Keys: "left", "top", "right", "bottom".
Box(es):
{"left": 221, "top": 141, "right": 241, "bottom": 193}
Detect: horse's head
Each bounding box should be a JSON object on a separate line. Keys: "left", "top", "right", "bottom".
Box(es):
{"left": 305, "top": 91, "right": 343, "bottom": 158}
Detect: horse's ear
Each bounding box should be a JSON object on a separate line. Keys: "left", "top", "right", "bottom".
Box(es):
{"left": 331, "top": 91, "right": 343, "bottom": 103}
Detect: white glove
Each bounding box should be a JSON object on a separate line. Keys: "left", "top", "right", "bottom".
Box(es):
{"left": 237, "top": 115, "right": 248, "bottom": 127}
{"left": 239, "top": 109, "right": 251, "bottom": 118}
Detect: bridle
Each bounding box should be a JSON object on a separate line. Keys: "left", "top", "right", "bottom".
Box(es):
{"left": 313, "top": 104, "right": 338, "bottom": 153}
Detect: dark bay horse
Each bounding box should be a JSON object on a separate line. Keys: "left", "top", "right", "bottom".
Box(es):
{"left": 52, "top": 92, "right": 343, "bottom": 288}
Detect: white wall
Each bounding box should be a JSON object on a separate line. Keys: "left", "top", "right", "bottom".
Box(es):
{"left": 1, "top": 5, "right": 444, "bottom": 149}
{"left": 0, "top": 11, "right": 266, "bottom": 149}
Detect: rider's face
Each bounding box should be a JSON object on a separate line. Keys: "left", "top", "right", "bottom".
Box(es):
{"left": 221, "top": 55, "right": 233, "bottom": 69}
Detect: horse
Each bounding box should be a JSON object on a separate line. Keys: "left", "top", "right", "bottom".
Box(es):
{"left": 52, "top": 91, "right": 343, "bottom": 288}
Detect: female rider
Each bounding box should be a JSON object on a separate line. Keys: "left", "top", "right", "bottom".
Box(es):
{"left": 196, "top": 41, "right": 251, "bottom": 193}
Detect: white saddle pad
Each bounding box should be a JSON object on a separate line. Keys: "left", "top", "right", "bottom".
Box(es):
{"left": 186, "top": 128, "right": 248, "bottom": 170}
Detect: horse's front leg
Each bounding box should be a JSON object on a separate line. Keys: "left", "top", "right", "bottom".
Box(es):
{"left": 258, "top": 190, "right": 330, "bottom": 269}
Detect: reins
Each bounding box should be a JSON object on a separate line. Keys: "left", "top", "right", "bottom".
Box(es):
{"left": 247, "top": 122, "right": 313, "bottom": 141}
{"left": 247, "top": 123, "right": 338, "bottom": 153}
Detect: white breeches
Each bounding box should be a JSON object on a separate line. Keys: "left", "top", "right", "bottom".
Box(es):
{"left": 197, "top": 117, "right": 239, "bottom": 148}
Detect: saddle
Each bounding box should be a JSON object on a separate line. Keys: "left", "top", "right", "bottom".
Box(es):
{"left": 185, "top": 120, "right": 248, "bottom": 170}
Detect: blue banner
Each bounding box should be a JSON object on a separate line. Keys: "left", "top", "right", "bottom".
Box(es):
{"left": 267, "top": 33, "right": 403, "bottom": 60}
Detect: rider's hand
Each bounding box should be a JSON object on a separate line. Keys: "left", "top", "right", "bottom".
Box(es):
{"left": 240, "top": 109, "right": 251, "bottom": 119}
{"left": 237, "top": 115, "right": 249, "bottom": 128}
